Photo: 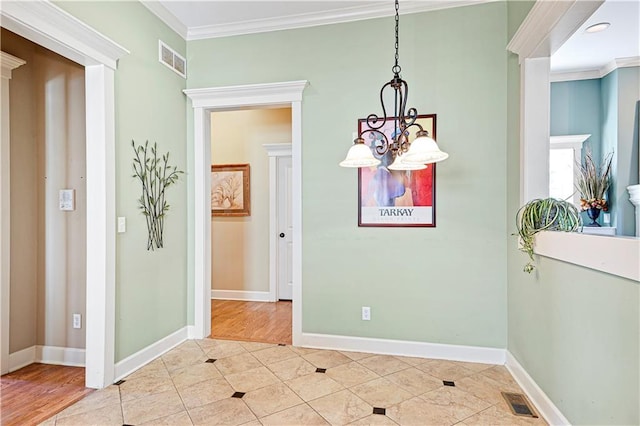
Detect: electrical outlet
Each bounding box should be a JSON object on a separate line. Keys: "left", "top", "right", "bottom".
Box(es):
{"left": 362, "top": 306, "right": 371, "bottom": 321}
{"left": 72, "top": 314, "right": 81, "bottom": 329}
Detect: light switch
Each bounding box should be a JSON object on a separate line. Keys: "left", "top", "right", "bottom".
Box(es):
{"left": 59, "top": 189, "right": 75, "bottom": 211}
{"left": 117, "top": 217, "right": 126, "bottom": 233}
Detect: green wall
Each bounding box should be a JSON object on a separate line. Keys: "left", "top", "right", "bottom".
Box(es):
{"left": 507, "top": 3, "right": 640, "bottom": 425}
{"left": 188, "top": 2, "right": 509, "bottom": 348}
{"left": 54, "top": 1, "right": 188, "bottom": 362}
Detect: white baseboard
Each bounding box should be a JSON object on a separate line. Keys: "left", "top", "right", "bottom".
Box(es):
{"left": 8, "top": 345, "right": 85, "bottom": 371}
{"left": 505, "top": 351, "right": 570, "bottom": 425}
{"left": 211, "top": 289, "right": 272, "bottom": 302}
{"left": 8, "top": 345, "right": 36, "bottom": 372}
{"left": 187, "top": 325, "right": 198, "bottom": 339}
{"left": 37, "top": 345, "right": 85, "bottom": 367}
{"left": 299, "top": 333, "right": 506, "bottom": 365}
{"left": 114, "top": 326, "right": 188, "bottom": 381}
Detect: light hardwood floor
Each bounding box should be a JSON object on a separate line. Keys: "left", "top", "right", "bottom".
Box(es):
{"left": 0, "top": 363, "right": 93, "bottom": 426}
{"left": 211, "top": 299, "right": 292, "bottom": 345}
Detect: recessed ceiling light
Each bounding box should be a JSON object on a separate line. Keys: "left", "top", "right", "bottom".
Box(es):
{"left": 585, "top": 22, "right": 611, "bottom": 33}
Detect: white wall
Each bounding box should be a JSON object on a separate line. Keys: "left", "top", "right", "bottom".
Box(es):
{"left": 210, "top": 108, "right": 291, "bottom": 293}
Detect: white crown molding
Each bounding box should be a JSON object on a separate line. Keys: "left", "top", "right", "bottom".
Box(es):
{"left": 175, "top": 0, "right": 496, "bottom": 40}
{"left": 0, "top": 0, "right": 129, "bottom": 69}
{"left": 550, "top": 69, "right": 601, "bottom": 82}
{"left": 600, "top": 56, "right": 640, "bottom": 78}
{"left": 184, "top": 80, "right": 309, "bottom": 108}
{"left": 551, "top": 56, "right": 640, "bottom": 82}
{"left": 508, "top": 0, "right": 603, "bottom": 62}
{"left": 140, "top": 1, "right": 188, "bottom": 39}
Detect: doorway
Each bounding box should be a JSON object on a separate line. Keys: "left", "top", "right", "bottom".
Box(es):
{"left": 184, "top": 80, "right": 307, "bottom": 345}
{"left": 0, "top": 1, "right": 127, "bottom": 388}
{"left": 209, "top": 108, "right": 292, "bottom": 344}
{"left": 1, "top": 29, "right": 87, "bottom": 374}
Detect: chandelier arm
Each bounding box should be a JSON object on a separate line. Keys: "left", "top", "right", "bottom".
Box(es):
{"left": 364, "top": 80, "right": 393, "bottom": 131}
{"left": 360, "top": 128, "right": 390, "bottom": 156}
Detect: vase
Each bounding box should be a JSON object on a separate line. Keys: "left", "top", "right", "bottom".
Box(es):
{"left": 586, "top": 207, "right": 601, "bottom": 227}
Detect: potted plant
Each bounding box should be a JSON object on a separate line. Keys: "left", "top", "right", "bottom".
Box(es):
{"left": 576, "top": 150, "right": 613, "bottom": 226}
{"left": 516, "top": 198, "right": 582, "bottom": 273}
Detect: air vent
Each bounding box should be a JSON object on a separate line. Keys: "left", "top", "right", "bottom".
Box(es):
{"left": 501, "top": 392, "right": 538, "bottom": 418}
{"left": 158, "top": 40, "right": 186, "bottom": 78}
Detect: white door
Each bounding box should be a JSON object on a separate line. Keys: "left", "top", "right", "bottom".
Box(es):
{"left": 277, "top": 156, "right": 293, "bottom": 300}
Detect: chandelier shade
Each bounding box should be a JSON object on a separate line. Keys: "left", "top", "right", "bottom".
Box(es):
{"left": 403, "top": 133, "right": 449, "bottom": 164}
{"left": 339, "top": 138, "right": 381, "bottom": 168}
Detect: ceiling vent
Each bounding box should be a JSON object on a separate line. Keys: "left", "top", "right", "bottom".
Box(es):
{"left": 158, "top": 40, "right": 186, "bottom": 78}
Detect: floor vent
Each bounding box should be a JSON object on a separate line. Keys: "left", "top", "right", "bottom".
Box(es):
{"left": 501, "top": 392, "right": 538, "bottom": 418}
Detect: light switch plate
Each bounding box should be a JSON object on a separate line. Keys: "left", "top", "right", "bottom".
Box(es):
{"left": 59, "top": 189, "right": 75, "bottom": 211}
{"left": 117, "top": 217, "right": 126, "bottom": 233}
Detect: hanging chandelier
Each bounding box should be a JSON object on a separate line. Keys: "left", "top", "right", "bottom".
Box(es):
{"left": 339, "top": 0, "right": 449, "bottom": 169}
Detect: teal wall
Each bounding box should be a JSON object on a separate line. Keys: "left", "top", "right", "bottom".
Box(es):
{"left": 550, "top": 79, "right": 603, "bottom": 225}
{"left": 615, "top": 67, "right": 640, "bottom": 236}
{"left": 187, "top": 2, "right": 509, "bottom": 348}
{"left": 54, "top": 1, "right": 188, "bottom": 362}
{"left": 508, "top": 3, "right": 640, "bottom": 424}
{"left": 551, "top": 68, "right": 640, "bottom": 235}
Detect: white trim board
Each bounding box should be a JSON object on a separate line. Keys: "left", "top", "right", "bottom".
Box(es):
{"left": 299, "top": 333, "right": 506, "bottom": 365}
{"left": 534, "top": 231, "right": 640, "bottom": 282}
{"left": 114, "top": 326, "right": 188, "bottom": 382}
{"left": 8, "top": 346, "right": 36, "bottom": 372}
{"left": 9, "top": 345, "right": 86, "bottom": 371}
{"left": 263, "top": 143, "right": 292, "bottom": 302}
{"left": 506, "top": 351, "right": 571, "bottom": 426}
{"left": 211, "top": 290, "right": 271, "bottom": 302}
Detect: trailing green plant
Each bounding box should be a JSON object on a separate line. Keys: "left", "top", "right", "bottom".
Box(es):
{"left": 132, "top": 140, "right": 183, "bottom": 250}
{"left": 576, "top": 149, "right": 613, "bottom": 211}
{"left": 516, "top": 198, "right": 582, "bottom": 273}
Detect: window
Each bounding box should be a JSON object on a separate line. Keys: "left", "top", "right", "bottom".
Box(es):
{"left": 549, "top": 134, "right": 589, "bottom": 205}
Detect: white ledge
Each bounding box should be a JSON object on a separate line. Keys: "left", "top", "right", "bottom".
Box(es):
{"left": 534, "top": 231, "right": 639, "bottom": 282}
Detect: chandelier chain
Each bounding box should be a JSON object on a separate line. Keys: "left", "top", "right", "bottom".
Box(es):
{"left": 393, "top": 0, "right": 400, "bottom": 75}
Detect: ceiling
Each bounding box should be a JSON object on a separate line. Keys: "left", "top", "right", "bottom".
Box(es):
{"left": 550, "top": 0, "right": 640, "bottom": 76}
{"left": 145, "top": 0, "right": 639, "bottom": 75}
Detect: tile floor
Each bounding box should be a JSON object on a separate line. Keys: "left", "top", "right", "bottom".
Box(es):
{"left": 39, "top": 339, "right": 547, "bottom": 425}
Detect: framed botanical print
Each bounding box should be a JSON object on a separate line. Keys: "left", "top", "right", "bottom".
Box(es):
{"left": 211, "top": 164, "right": 250, "bottom": 217}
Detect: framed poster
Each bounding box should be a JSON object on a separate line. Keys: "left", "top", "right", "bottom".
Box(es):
{"left": 358, "top": 114, "right": 436, "bottom": 227}
{"left": 211, "top": 164, "right": 251, "bottom": 216}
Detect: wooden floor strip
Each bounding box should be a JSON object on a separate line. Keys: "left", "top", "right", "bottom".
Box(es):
{"left": 0, "top": 363, "right": 93, "bottom": 426}
{"left": 211, "top": 299, "right": 292, "bottom": 345}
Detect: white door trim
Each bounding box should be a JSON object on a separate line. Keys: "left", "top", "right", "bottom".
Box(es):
{"left": 184, "top": 80, "right": 308, "bottom": 345}
{"left": 0, "top": 52, "right": 26, "bottom": 375}
{"left": 0, "top": 0, "right": 128, "bottom": 388}
{"left": 263, "top": 144, "right": 292, "bottom": 302}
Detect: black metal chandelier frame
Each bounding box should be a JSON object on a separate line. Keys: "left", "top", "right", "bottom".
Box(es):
{"left": 356, "top": 0, "right": 429, "bottom": 158}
